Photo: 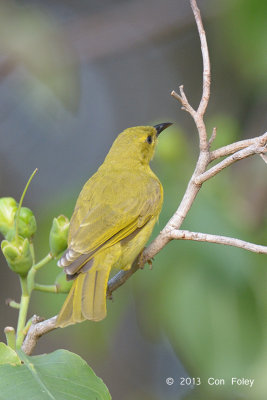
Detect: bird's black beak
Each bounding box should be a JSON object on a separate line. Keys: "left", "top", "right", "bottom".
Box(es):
{"left": 154, "top": 122, "right": 173, "bottom": 136}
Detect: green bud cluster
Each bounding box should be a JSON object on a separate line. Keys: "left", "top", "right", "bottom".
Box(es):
{"left": 0, "top": 196, "right": 70, "bottom": 282}
{"left": 0, "top": 197, "right": 37, "bottom": 276}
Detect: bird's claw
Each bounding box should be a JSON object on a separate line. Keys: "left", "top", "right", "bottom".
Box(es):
{"left": 138, "top": 249, "right": 146, "bottom": 269}
{"left": 147, "top": 258, "right": 154, "bottom": 270}
{"left": 107, "top": 292, "right": 113, "bottom": 301}
{"left": 138, "top": 249, "right": 154, "bottom": 270}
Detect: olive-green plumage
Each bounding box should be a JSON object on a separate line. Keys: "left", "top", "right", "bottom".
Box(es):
{"left": 56, "top": 123, "right": 172, "bottom": 327}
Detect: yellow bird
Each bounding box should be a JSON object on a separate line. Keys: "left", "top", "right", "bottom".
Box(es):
{"left": 56, "top": 123, "right": 172, "bottom": 327}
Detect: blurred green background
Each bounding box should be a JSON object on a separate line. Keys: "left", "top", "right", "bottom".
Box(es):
{"left": 0, "top": 0, "right": 266, "bottom": 399}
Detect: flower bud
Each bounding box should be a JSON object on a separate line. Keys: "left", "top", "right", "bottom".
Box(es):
{"left": 55, "top": 270, "right": 73, "bottom": 293}
{"left": 16, "top": 207, "right": 37, "bottom": 239}
{"left": 49, "top": 215, "right": 69, "bottom": 257}
{"left": 0, "top": 198, "right": 18, "bottom": 238}
{"left": 1, "top": 236, "right": 33, "bottom": 276}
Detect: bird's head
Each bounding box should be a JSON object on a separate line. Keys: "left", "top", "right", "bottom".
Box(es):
{"left": 105, "top": 123, "right": 173, "bottom": 166}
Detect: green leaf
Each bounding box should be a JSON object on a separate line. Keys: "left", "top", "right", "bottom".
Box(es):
{"left": 0, "top": 343, "right": 21, "bottom": 366}
{"left": 0, "top": 349, "right": 111, "bottom": 400}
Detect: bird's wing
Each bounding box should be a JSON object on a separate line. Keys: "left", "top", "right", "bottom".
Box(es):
{"left": 60, "top": 171, "right": 162, "bottom": 275}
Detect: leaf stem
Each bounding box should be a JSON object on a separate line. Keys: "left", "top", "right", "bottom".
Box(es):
{"left": 7, "top": 300, "right": 21, "bottom": 309}
{"left": 4, "top": 326, "right": 16, "bottom": 350}
{"left": 16, "top": 276, "right": 30, "bottom": 348}
{"left": 34, "top": 283, "right": 58, "bottom": 293}
{"left": 34, "top": 253, "right": 53, "bottom": 271}
{"left": 27, "top": 253, "right": 53, "bottom": 294}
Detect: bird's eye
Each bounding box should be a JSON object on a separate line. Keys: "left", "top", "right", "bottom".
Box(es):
{"left": 146, "top": 135, "right": 152, "bottom": 144}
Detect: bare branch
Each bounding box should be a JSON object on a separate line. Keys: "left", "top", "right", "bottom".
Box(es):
{"left": 21, "top": 316, "right": 57, "bottom": 355}
{"left": 211, "top": 132, "right": 267, "bottom": 161}
{"left": 169, "top": 0, "right": 213, "bottom": 242}
{"left": 171, "top": 86, "right": 196, "bottom": 115}
{"left": 196, "top": 141, "right": 267, "bottom": 185}
{"left": 106, "top": 224, "right": 267, "bottom": 299}
{"left": 170, "top": 230, "right": 267, "bottom": 254}
{"left": 190, "top": 0, "right": 210, "bottom": 118}
{"left": 209, "top": 127, "right": 217, "bottom": 146}
{"left": 172, "top": 0, "right": 211, "bottom": 150}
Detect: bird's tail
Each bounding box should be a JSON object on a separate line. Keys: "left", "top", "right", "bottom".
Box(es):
{"left": 56, "top": 262, "right": 112, "bottom": 328}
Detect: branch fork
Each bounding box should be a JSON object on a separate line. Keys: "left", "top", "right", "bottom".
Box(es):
{"left": 171, "top": 86, "right": 195, "bottom": 115}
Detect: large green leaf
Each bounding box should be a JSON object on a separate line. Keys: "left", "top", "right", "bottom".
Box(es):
{"left": 0, "top": 349, "right": 111, "bottom": 400}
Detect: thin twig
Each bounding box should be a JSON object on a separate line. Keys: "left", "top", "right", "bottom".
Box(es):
{"left": 196, "top": 142, "right": 267, "bottom": 185}
{"left": 171, "top": 86, "right": 196, "bottom": 115}
{"left": 211, "top": 132, "right": 267, "bottom": 160}
{"left": 209, "top": 127, "right": 217, "bottom": 146}
{"left": 169, "top": 230, "right": 267, "bottom": 254}
{"left": 190, "top": 0, "right": 210, "bottom": 118}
